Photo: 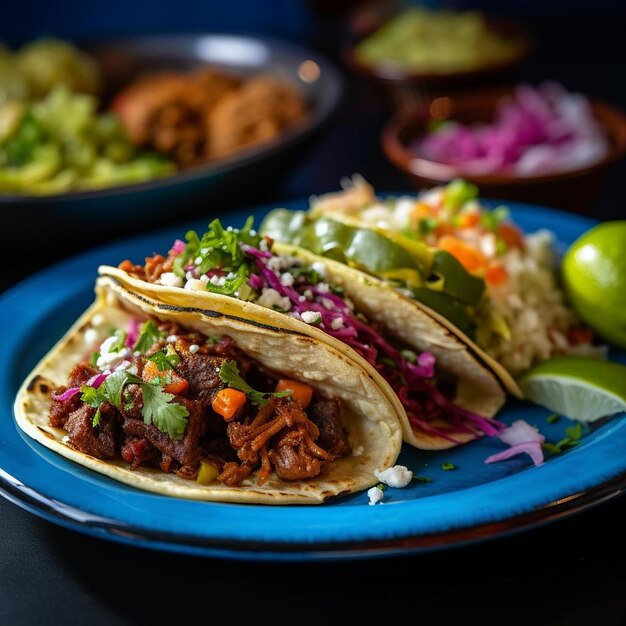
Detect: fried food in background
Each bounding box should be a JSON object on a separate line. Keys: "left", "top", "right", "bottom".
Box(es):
{"left": 112, "top": 68, "right": 308, "bottom": 167}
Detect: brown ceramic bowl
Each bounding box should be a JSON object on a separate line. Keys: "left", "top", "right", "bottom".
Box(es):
{"left": 344, "top": 14, "right": 533, "bottom": 112}
{"left": 381, "top": 87, "right": 626, "bottom": 214}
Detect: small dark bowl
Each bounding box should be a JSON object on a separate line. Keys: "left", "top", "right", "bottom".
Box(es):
{"left": 344, "top": 15, "right": 533, "bottom": 112}
{"left": 381, "top": 87, "right": 626, "bottom": 215}
{"left": 1, "top": 33, "right": 343, "bottom": 254}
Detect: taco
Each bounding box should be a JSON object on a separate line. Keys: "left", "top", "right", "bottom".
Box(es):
{"left": 98, "top": 217, "right": 507, "bottom": 450}
{"left": 14, "top": 276, "right": 403, "bottom": 505}
{"left": 261, "top": 177, "right": 604, "bottom": 388}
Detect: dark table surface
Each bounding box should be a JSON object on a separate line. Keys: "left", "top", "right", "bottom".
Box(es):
{"left": 2, "top": 8, "right": 626, "bottom": 625}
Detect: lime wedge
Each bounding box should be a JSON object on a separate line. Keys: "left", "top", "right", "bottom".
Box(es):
{"left": 518, "top": 356, "right": 626, "bottom": 423}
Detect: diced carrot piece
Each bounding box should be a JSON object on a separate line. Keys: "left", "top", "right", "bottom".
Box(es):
{"left": 458, "top": 212, "right": 480, "bottom": 229}
{"left": 275, "top": 379, "right": 314, "bottom": 409}
{"left": 497, "top": 223, "right": 524, "bottom": 249}
{"left": 485, "top": 264, "right": 508, "bottom": 285}
{"left": 434, "top": 223, "right": 455, "bottom": 238}
{"left": 142, "top": 360, "right": 189, "bottom": 395}
{"left": 212, "top": 388, "right": 247, "bottom": 420}
{"left": 438, "top": 235, "right": 487, "bottom": 272}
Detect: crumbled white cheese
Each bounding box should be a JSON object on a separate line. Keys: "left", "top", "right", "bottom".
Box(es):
{"left": 480, "top": 233, "right": 497, "bottom": 258}
{"left": 62, "top": 435, "right": 70, "bottom": 444}
{"left": 316, "top": 282, "right": 330, "bottom": 293}
{"left": 195, "top": 256, "right": 203, "bottom": 265}
{"left": 321, "top": 297, "right": 334, "bottom": 310}
{"left": 256, "top": 288, "right": 291, "bottom": 312}
{"left": 330, "top": 317, "right": 344, "bottom": 330}
{"left": 189, "top": 344, "right": 200, "bottom": 354}
{"left": 374, "top": 465, "right": 413, "bottom": 488}
{"left": 199, "top": 274, "right": 209, "bottom": 283}
{"left": 96, "top": 336, "right": 131, "bottom": 371}
{"left": 115, "top": 360, "right": 132, "bottom": 372}
{"left": 298, "top": 295, "right": 307, "bottom": 302}
{"left": 185, "top": 278, "right": 207, "bottom": 291}
{"left": 367, "top": 486, "right": 385, "bottom": 506}
{"left": 84, "top": 327, "right": 98, "bottom": 346}
{"left": 311, "top": 262, "right": 327, "bottom": 278}
{"left": 91, "top": 313, "right": 104, "bottom": 327}
{"left": 280, "top": 272, "right": 295, "bottom": 287}
{"left": 267, "top": 254, "right": 297, "bottom": 272}
{"left": 303, "top": 289, "right": 313, "bottom": 300}
{"left": 134, "top": 351, "right": 141, "bottom": 357}
{"left": 167, "top": 335, "right": 178, "bottom": 343}
{"left": 209, "top": 274, "right": 227, "bottom": 286}
{"left": 159, "top": 272, "right": 183, "bottom": 287}
{"left": 300, "top": 310, "right": 322, "bottom": 324}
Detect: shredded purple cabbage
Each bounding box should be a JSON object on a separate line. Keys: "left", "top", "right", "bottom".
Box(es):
{"left": 243, "top": 244, "right": 505, "bottom": 443}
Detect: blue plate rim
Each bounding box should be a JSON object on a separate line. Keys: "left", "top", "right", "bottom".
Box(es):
{"left": 2, "top": 195, "right": 624, "bottom": 562}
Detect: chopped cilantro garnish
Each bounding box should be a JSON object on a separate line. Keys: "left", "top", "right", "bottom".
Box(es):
{"left": 89, "top": 352, "right": 100, "bottom": 367}
{"left": 380, "top": 357, "right": 396, "bottom": 369}
{"left": 205, "top": 335, "right": 221, "bottom": 345}
{"left": 147, "top": 346, "right": 180, "bottom": 371}
{"left": 412, "top": 475, "right": 433, "bottom": 483}
{"left": 218, "top": 360, "right": 291, "bottom": 407}
{"left": 400, "top": 349, "right": 417, "bottom": 364}
{"left": 133, "top": 320, "right": 166, "bottom": 354}
{"left": 109, "top": 329, "right": 127, "bottom": 353}
{"left": 542, "top": 423, "right": 585, "bottom": 455}
{"left": 172, "top": 217, "right": 261, "bottom": 296}
{"left": 375, "top": 483, "right": 386, "bottom": 492}
{"left": 79, "top": 369, "right": 188, "bottom": 439}
{"left": 103, "top": 370, "right": 142, "bottom": 409}
{"left": 565, "top": 423, "right": 583, "bottom": 441}
{"left": 141, "top": 384, "right": 189, "bottom": 441}
{"left": 418, "top": 217, "right": 438, "bottom": 235}
{"left": 546, "top": 414, "right": 560, "bottom": 424}
{"left": 80, "top": 384, "right": 106, "bottom": 409}
{"left": 80, "top": 384, "right": 106, "bottom": 427}
{"left": 441, "top": 462, "right": 456, "bottom": 471}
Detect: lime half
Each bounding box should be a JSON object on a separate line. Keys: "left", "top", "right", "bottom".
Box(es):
{"left": 519, "top": 356, "right": 626, "bottom": 423}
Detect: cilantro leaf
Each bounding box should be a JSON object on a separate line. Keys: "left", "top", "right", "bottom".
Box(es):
{"left": 141, "top": 384, "right": 189, "bottom": 440}
{"left": 103, "top": 370, "right": 142, "bottom": 409}
{"left": 412, "top": 475, "right": 433, "bottom": 483}
{"left": 133, "top": 320, "right": 166, "bottom": 354}
{"left": 218, "top": 360, "right": 291, "bottom": 407}
{"left": 80, "top": 385, "right": 106, "bottom": 427}
{"left": 441, "top": 462, "right": 456, "bottom": 471}
{"left": 172, "top": 217, "right": 260, "bottom": 292}
{"left": 147, "top": 347, "right": 179, "bottom": 371}
{"left": 109, "top": 329, "right": 127, "bottom": 353}
{"left": 546, "top": 414, "right": 560, "bottom": 424}
{"left": 89, "top": 352, "right": 100, "bottom": 367}
{"left": 565, "top": 423, "right": 583, "bottom": 441}
{"left": 80, "top": 384, "right": 106, "bottom": 408}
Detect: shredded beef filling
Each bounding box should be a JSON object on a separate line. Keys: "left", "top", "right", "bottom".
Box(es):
{"left": 49, "top": 323, "right": 351, "bottom": 486}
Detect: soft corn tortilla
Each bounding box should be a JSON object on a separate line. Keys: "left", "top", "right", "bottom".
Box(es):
{"left": 100, "top": 245, "right": 507, "bottom": 450}
{"left": 14, "top": 277, "right": 403, "bottom": 505}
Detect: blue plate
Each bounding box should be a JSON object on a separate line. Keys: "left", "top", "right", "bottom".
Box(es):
{"left": 1, "top": 198, "right": 624, "bottom": 562}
